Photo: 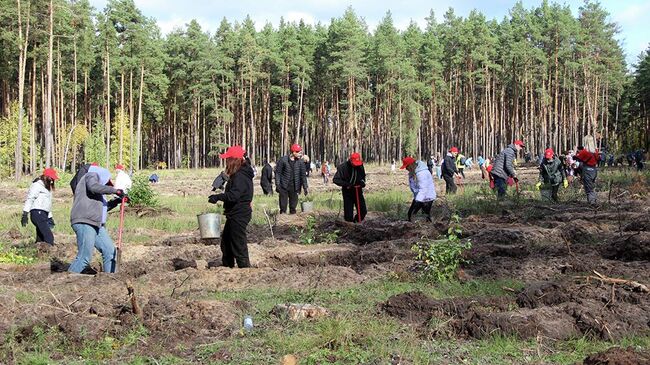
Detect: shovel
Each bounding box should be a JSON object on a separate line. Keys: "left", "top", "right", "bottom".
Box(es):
{"left": 354, "top": 185, "right": 362, "bottom": 223}
{"left": 116, "top": 197, "right": 128, "bottom": 272}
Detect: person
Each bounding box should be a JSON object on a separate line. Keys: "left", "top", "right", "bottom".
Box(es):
{"left": 333, "top": 152, "right": 367, "bottom": 223}
{"left": 456, "top": 151, "right": 466, "bottom": 178}
{"left": 535, "top": 148, "right": 567, "bottom": 202}
{"left": 303, "top": 155, "right": 311, "bottom": 177}
{"left": 464, "top": 156, "right": 473, "bottom": 170}
{"left": 208, "top": 145, "right": 254, "bottom": 268}
{"left": 321, "top": 160, "right": 331, "bottom": 184}
{"left": 435, "top": 156, "right": 443, "bottom": 180}
{"left": 69, "top": 165, "right": 126, "bottom": 273}
{"left": 22, "top": 168, "right": 59, "bottom": 246}
{"left": 573, "top": 137, "right": 599, "bottom": 205}
{"left": 441, "top": 147, "right": 460, "bottom": 194}
{"left": 390, "top": 159, "right": 396, "bottom": 174}
{"left": 260, "top": 161, "right": 274, "bottom": 195}
{"left": 114, "top": 164, "right": 132, "bottom": 193}
{"left": 427, "top": 156, "right": 435, "bottom": 174}
{"left": 148, "top": 173, "right": 159, "bottom": 184}
{"left": 478, "top": 155, "right": 487, "bottom": 179}
{"left": 490, "top": 140, "right": 525, "bottom": 199}
{"left": 401, "top": 157, "right": 436, "bottom": 222}
{"left": 635, "top": 149, "right": 645, "bottom": 171}
{"left": 275, "top": 144, "right": 309, "bottom": 214}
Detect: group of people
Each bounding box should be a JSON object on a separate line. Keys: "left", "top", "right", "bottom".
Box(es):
{"left": 22, "top": 164, "right": 129, "bottom": 274}
{"left": 20, "top": 136, "right": 637, "bottom": 273}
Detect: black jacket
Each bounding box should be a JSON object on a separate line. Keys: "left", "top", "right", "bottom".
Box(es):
{"left": 491, "top": 144, "right": 518, "bottom": 180}
{"left": 261, "top": 163, "right": 273, "bottom": 189}
{"left": 275, "top": 155, "right": 308, "bottom": 193}
{"left": 441, "top": 154, "right": 458, "bottom": 177}
{"left": 333, "top": 161, "right": 366, "bottom": 188}
{"left": 212, "top": 164, "right": 254, "bottom": 219}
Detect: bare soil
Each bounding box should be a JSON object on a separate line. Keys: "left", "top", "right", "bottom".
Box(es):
{"left": 1, "top": 167, "right": 648, "bottom": 362}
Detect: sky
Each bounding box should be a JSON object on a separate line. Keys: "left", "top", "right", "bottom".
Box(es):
{"left": 89, "top": 0, "right": 649, "bottom": 69}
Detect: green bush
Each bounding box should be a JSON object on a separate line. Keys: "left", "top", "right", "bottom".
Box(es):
{"left": 411, "top": 214, "right": 471, "bottom": 281}
{"left": 127, "top": 174, "right": 158, "bottom": 207}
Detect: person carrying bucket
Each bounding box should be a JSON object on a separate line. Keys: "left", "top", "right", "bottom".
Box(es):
{"left": 535, "top": 148, "right": 567, "bottom": 202}
{"left": 333, "top": 152, "right": 367, "bottom": 223}
{"left": 208, "top": 145, "right": 254, "bottom": 268}
{"left": 401, "top": 157, "right": 436, "bottom": 222}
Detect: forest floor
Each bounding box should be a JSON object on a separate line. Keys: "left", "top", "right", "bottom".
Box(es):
{"left": 0, "top": 165, "right": 649, "bottom": 364}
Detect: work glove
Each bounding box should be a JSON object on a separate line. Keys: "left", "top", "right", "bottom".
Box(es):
{"left": 116, "top": 189, "right": 126, "bottom": 198}
{"left": 208, "top": 195, "right": 220, "bottom": 204}
{"left": 48, "top": 218, "right": 55, "bottom": 228}
{"left": 535, "top": 182, "right": 542, "bottom": 190}
{"left": 21, "top": 212, "right": 29, "bottom": 227}
{"left": 304, "top": 189, "right": 309, "bottom": 196}
{"left": 563, "top": 180, "right": 569, "bottom": 188}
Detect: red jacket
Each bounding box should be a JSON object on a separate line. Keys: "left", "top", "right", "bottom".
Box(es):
{"left": 575, "top": 149, "right": 599, "bottom": 167}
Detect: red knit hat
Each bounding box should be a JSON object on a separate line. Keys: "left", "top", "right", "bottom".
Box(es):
{"left": 400, "top": 156, "right": 416, "bottom": 169}
{"left": 350, "top": 152, "right": 363, "bottom": 166}
{"left": 43, "top": 168, "right": 59, "bottom": 180}
{"left": 219, "top": 145, "right": 246, "bottom": 159}
{"left": 290, "top": 144, "right": 302, "bottom": 153}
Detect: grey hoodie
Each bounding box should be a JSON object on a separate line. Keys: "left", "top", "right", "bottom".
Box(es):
{"left": 70, "top": 166, "right": 118, "bottom": 227}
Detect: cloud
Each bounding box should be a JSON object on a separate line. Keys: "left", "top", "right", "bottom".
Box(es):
{"left": 285, "top": 11, "right": 317, "bottom": 25}
{"left": 613, "top": 2, "right": 650, "bottom": 25}
{"left": 157, "top": 17, "right": 217, "bottom": 35}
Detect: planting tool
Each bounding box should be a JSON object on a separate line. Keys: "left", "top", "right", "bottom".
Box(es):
{"left": 354, "top": 185, "right": 362, "bottom": 223}
{"left": 116, "top": 196, "right": 128, "bottom": 272}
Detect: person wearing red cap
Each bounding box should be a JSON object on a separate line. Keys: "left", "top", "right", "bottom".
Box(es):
{"left": 208, "top": 145, "right": 254, "bottom": 268}
{"left": 333, "top": 152, "right": 367, "bottom": 222}
{"left": 490, "top": 140, "right": 524, "bottom": 199}
{"left": 441, "top": 147, "right": 460, "bottom": 194}
{"left": 401, "top": 157, "right": 437, "bottom": 222}
{"left": 22, "top": 168, "right": 60, "bottom": 246}
{"left": 535, "top": 148, "right": 567, "bottom": 202}
{"left": 114, "top": 164, "right": 132, "bottom": 193}
{"left": 275, "top": 144, "right": 309, "bottom": 214}
{"left": 573, "top": 136, "right": 600, "bottom": 205}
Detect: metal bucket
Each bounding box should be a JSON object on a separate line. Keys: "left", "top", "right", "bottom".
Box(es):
{"left": 197, "top": 213, "right": 221, "bottom": 239}
{"left": 301, "top": 201, "right": 314, "bottom": 213}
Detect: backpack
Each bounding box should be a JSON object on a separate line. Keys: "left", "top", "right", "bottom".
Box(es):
{"left": 70, "top": 163, "right": 91, "bottom": 194}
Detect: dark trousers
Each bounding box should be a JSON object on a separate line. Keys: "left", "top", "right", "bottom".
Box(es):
{"left": 220, "top": 216, "right": 251, "bottom": 268}
{"left": 581, "top": 166, "right": 597, "bottom": 204}
{"left": 261, "top": 184, "right": 273, "bottom": 195}
{"left": 279, "top": 188, "right": 299, "bottom": 214}
{"left": 443, "top": 175, "right": 457, "bottom": 194}
{"left": 408, "top": 200, "right": 433, "bottom": 221}
{"left": 342, "top": 187, "right": 367, "bottom": 223}
{"left": 458, "top": 169, "right": 465, "bottom": 178}
{"left": 30, "top": 209, "right": 54, "bottom": 245}
{"left": 494, "top": 176, "right": 508, "bottom": 199}
{"left": 541, "top": 185, "right": 560, "bottom": 202}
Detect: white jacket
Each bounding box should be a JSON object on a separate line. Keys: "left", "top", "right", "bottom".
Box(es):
{"left": 114, "top": 170, "right": 133, "bottom": 192}
{"left": 409, "top": 161, "right": 437, "bottom": 202}
{"left": 23, "top": 180, "right": 53, "bottom": 217}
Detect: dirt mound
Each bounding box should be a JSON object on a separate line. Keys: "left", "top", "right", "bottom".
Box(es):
{"left": 322, "top": 219, "right": 421, "bottom": 245}
{"left": 582, "top": 346, "right": 650, "bottom": 365}
{"left": 624, "top": 219, "right": 650, "bottom": 232}
{"left": 516, "top": 281, "right": 569, "bottom": 308}
{"left": 602, "top": 233, "right": 650, "bottom": 261}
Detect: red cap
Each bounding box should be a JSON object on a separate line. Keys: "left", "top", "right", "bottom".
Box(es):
{"left": 115, "top": 164, "right": 125, "bottom": 171}
{"left": 449, "top": 147, "right": 459, "bottom": 153}
{"left": 43, "top": 168, "right": 59, "bottom": 180}
{"left": 400, "top": 156, "right": 416, "bottom": 169}
{"left": 90, "top": 162, "right": 99, "bottom": 166}
{"left": 219, "top": 145, "right": 246, "bottom": 159}
{"left": 350, "top": 152, "right": 363, "bottom": 166}
{"left": 544, "top": 148, "right": 554, "bottom": 159}
{"left": 514, "top": 140, "right": 525, "bottom": 147}
{"left": 290, "top": 144, "right": 302, "bottom": 153}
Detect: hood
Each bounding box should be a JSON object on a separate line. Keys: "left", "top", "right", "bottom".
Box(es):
{"left": 415, "top": 160, "right": 429, "bottom": 173}
{"left": 88, "top": 166, "right": 112, "bottom": 185}
{"left": 238, "top": 163, "right": 255, "bottom": 179}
